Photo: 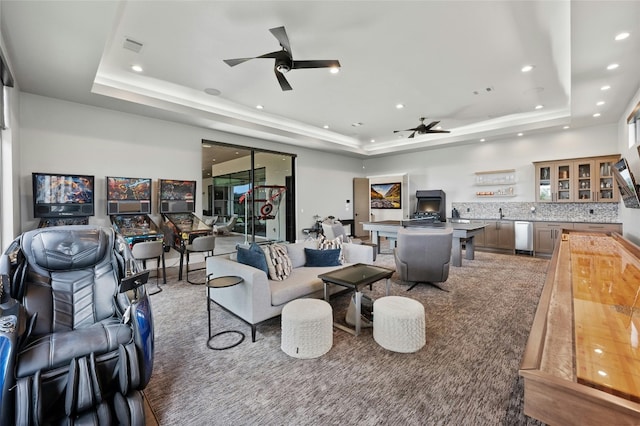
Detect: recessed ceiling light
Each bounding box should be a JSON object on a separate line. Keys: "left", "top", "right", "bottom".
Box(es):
{"left": 615, "top": 32, "right": 630, "bottom": 41}
{"left": 370, "top": 139, "right": 375, "bottom": 143}
{"left": 535, "top": 105, "right": 544, "bottom": 110}
{"left": 329, "top": 67, "right": 340, "bottom": 74}
{"left": 323, "top": 125, "right": 329, "bottom": 129}
{"left": 203, "top": 144, "right": 212, "bottom": 148}
{"left": 131, "top": 64, "right": 143, "bottom": 73}
{"left": 593, "top": 113, "right": 601, "bottom": 117}
{"left": 521, "top": 65, "right": 535, "bottom": 73}
{"left": 395, "top": 103, "right": 405, "bottom": 109}
{"left": 256, "top": 105, "right": 264, "bottom": 110}
{"left": 607, "top": 63, "right": 619, "bottom": 70}
{"left": 601, "top": 85, "right": 611, "bottom": 91}
{"left": 204, "top": 88, "right": 221, "bottom": 96}
{"left": 596, "top": 101, "right": 605, "bottom": 106}
{"left": 480, "top": 138, "right": 486, "bottom": 142}
{"left": 563, "top": 126, "right": 570, "bottom": 130}
{"left": 517, "top": 133, "right": 524, "bottom": 137}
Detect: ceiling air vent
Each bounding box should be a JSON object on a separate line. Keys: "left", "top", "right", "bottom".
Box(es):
{"left": 123, "top": 38, "right": 143, "bottom": 53}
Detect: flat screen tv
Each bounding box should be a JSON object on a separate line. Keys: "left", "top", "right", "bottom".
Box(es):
{"left": 159, "top": 179, "right": 196, "bottom": 213}
{"left": 32, "top": 172, "right": 95, "bottom": 218}
{"left": 612, "top": 158, "right": 640, "bottom": 209}
{"left": 106, "top": 176, "right": 152, "bottom": 215}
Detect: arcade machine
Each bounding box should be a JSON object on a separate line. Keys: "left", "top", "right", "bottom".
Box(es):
{"left": 159, "top": 179, "right": 212, "bottom": 280}
{"left": 107, "top": 176, "right": 165, "bottom": 284}
{"left": 32, "top": 172, "right": 95, "bottom": 228}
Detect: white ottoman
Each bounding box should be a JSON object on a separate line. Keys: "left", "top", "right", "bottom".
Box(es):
{"left": 281, "top": 299, "right": 333, "bottom": 359}
{"left": 373, "top": 296, "right": 425, "bottom": 353}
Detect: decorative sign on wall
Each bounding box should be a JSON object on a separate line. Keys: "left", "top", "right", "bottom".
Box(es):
{"left": 370, "top": 182, "right": 401, "bottom": 209}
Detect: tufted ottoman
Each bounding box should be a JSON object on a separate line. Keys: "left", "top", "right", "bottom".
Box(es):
{"left": 373, "top": 296, "right": 425, "bottom": 353}
{"left": 281, "top": 299, "right": 333, "bottom": 359}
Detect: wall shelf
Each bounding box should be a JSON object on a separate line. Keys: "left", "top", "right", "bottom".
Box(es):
{"left": 475, "top": 169, "right": 516, "bottom": 197}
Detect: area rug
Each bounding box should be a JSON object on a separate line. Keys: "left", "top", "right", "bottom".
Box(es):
{"left": 143, "top": 250, "right": 548, "bottom": 425}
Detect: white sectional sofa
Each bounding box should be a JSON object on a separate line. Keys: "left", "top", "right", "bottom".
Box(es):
{"left": 205, "top": 240, "right": 374, "bottom": 341}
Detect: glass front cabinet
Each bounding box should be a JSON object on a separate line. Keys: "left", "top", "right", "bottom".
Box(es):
{"left": 534, "top": 155, "right": 619, "bottom": 203}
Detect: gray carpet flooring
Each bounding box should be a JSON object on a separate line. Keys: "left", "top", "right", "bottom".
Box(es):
{"left": 143, "top": 249, "right": 548, "bottom": 425}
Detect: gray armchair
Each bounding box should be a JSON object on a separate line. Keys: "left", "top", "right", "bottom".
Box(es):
{"left": 393, "top": 227, "right": 453, "bottom": 291}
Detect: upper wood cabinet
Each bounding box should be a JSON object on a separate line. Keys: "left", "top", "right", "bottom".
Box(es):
{"left": 534, "top": 155, "right": 620, "bottom": 203}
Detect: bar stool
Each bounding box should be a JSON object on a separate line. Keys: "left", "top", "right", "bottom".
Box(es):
{"left": 185, "top": 235, "right": 216, "bottom": 285}
{"left": 131, "top": 240, "right": 166, "bottom": 295}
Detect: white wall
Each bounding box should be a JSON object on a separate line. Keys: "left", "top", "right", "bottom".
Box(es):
{"left": 363, "top": 124, "right": 619, "bottom": 219}
{"left": 17, "top": 93, "right": 364, "bottom": 242}
{"left": 617, "top": 87, "right": 640, "bottom": 245}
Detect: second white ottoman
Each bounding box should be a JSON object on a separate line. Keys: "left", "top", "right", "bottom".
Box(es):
{"left": 281, "top": 299, "right": 333, "bottom": 359}
{"left": 373, "top": 296, "right": 425, "bottom": 353}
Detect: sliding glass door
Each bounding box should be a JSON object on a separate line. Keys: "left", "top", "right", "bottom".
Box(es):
{"left": 202, "top": 141, "right": 295, "bottom": 243}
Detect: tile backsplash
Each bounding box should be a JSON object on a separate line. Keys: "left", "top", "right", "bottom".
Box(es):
{"left": 451, "top": 201, "right": 619, "bottom": 223}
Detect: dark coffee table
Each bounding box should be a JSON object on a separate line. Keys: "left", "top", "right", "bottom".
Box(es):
{"left": 318, "top": 263, "right": 393, "bottom": 336}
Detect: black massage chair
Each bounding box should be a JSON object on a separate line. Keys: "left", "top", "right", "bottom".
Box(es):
{"left": 0, "top": 225, "right": 155, "bottom": 425}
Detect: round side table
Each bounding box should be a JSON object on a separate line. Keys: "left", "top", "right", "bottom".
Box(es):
{"left": 206, "top": 275, "right": 245, "bottom": 350}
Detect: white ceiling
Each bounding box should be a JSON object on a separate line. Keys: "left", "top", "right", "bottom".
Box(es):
{"left": 2, "top": 1, "right": 640, "bottom": 159}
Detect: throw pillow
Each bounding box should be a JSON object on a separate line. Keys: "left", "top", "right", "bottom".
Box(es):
{"left": 237, "top": 242, "right": 269, "bottom": 275}
{"left": 261, "top": 244, "right": 293, "bottom": 281}
{"left": 304, "top": 248, "right": 341, "bottom": 267}
{"left": 318, "top": 235, "right": 345, "bottom": 264}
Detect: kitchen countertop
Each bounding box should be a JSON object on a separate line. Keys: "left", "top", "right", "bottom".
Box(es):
{"left": 449, "top": 218, "right": 622, "bottom": 224}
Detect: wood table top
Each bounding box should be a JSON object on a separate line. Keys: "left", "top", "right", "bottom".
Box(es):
{"left": 570, "top": 232, "right": 640, "bottom": 401}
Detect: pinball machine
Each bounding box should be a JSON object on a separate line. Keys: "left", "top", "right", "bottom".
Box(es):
{"left": 158, "top": 179, "right": 213, "bottom": 280}
{"left": 32, "top": 172, "right": 94, "bottom": 228}
{"left": 107, "top": 176, "right": 166, "bottom": 282}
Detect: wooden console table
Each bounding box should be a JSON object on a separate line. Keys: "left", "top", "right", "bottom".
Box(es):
{"left": 520, "top": 230, "right": 640, "bottom": 424}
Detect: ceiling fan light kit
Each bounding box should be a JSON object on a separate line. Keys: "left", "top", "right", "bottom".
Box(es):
{"left": 224, "top": 26, "right": 341, "bottom": 91}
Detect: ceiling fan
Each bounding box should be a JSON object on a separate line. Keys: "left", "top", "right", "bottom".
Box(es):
{"left": 394, "top": 117, "right": 451, "bottom": 138}
{"left": 223, "top": 26, "right": 341, "bottom": 91}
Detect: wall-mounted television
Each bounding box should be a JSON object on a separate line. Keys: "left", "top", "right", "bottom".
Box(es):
{"left": 106, "top": 176, "right": 152, "bottom": 215}
{"left": 612, "top": 158, "right": 640, "bottom": 209}
{"left": 32, "top": 172, "right": 95, "bottom": 218}
{"left": 159, "top": 179, "right": 196, "bottom": 213}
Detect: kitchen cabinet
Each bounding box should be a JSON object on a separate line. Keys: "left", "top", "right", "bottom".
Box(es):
{"left": 469, "top": 219, "right": 486, "bottom": 246}
{"left": 534, "top": 222, "right": 573, "bottom": 254}
{"left": 534, "top": 155, "right": 620, "bottom": 203}
{"left": 482, "top": 220, "right": 514, "bottom": 250}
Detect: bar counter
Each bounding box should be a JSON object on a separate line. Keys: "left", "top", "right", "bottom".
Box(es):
{"left": 520, "top": 230, "right": 640, "bottom": 424}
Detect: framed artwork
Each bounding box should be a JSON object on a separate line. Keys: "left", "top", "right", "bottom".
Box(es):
{"left": 370, "top": 182, "right": 401, "bottom": 209}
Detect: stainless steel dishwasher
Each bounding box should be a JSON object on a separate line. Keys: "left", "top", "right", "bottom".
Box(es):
{"left": 514, "top": 221, "right": 533, "bottom": 254}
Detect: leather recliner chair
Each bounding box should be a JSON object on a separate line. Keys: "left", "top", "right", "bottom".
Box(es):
{"left": 393, "top": 227, "right": 453, "bottom": 291}
{"left": 0, "top": 225, "right": 154, "bottom": 425}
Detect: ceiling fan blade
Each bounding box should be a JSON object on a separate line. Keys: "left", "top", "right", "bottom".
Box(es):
{"left": 270, "top": 26, "right": 292, "bottom": 55}
{"left": 292, "top": 60, "right": 341, "bottom": 69}
{"left": 257, "top": 50, "right": 288, "bottom": 60}
{"left": 275, "top": 69, "right": 293, "bottom": 91}
{"left": 223, "top": 58, "right": 256, "bottom": 67}
{"left": 408, "top": 131, "right": 416, "bottom": 139}
{"left": 393, "top": 127, "right": 419, "bottom": 133}
{"left": 424, "top": 121, "right": 440, "bottom": 131}
{"left": 425, "top": 130, "right": 451, "bottom": 133}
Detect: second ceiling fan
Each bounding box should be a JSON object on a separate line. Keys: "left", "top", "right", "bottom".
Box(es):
{"left": 223, "top": 26, "right": 341, "bottom": 91}
{"left": 394, "top": 117, "right": 451, "bottom": 138}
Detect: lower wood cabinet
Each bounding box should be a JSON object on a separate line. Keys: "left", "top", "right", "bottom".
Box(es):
{"left": 571, "top": 223, "right": 622, "bottom": 233}
{"left": 482, "top": 220, "right": 514, "bottom": 251}
{"left": 533, "top": 222, "right": 573, "bottom": 255}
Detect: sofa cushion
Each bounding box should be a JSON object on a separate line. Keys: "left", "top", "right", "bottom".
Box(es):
{"left": 318, "top": 235, "right": 345, "bottom": 264}
{"left": 285, "top": 240, "right": 319, "bottom": 268}
{"left": 237, "top": 242, "right": 268, "bottom": 275}
{"left": 261, "top": 244, "right": 293, "bottom": 281}
{"left": 304, "top": 248, "right": 341, "bottom": 267}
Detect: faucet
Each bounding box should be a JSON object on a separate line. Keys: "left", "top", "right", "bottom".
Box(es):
{"left": 499, "top": 207, "right": 504, "bottom": 219}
